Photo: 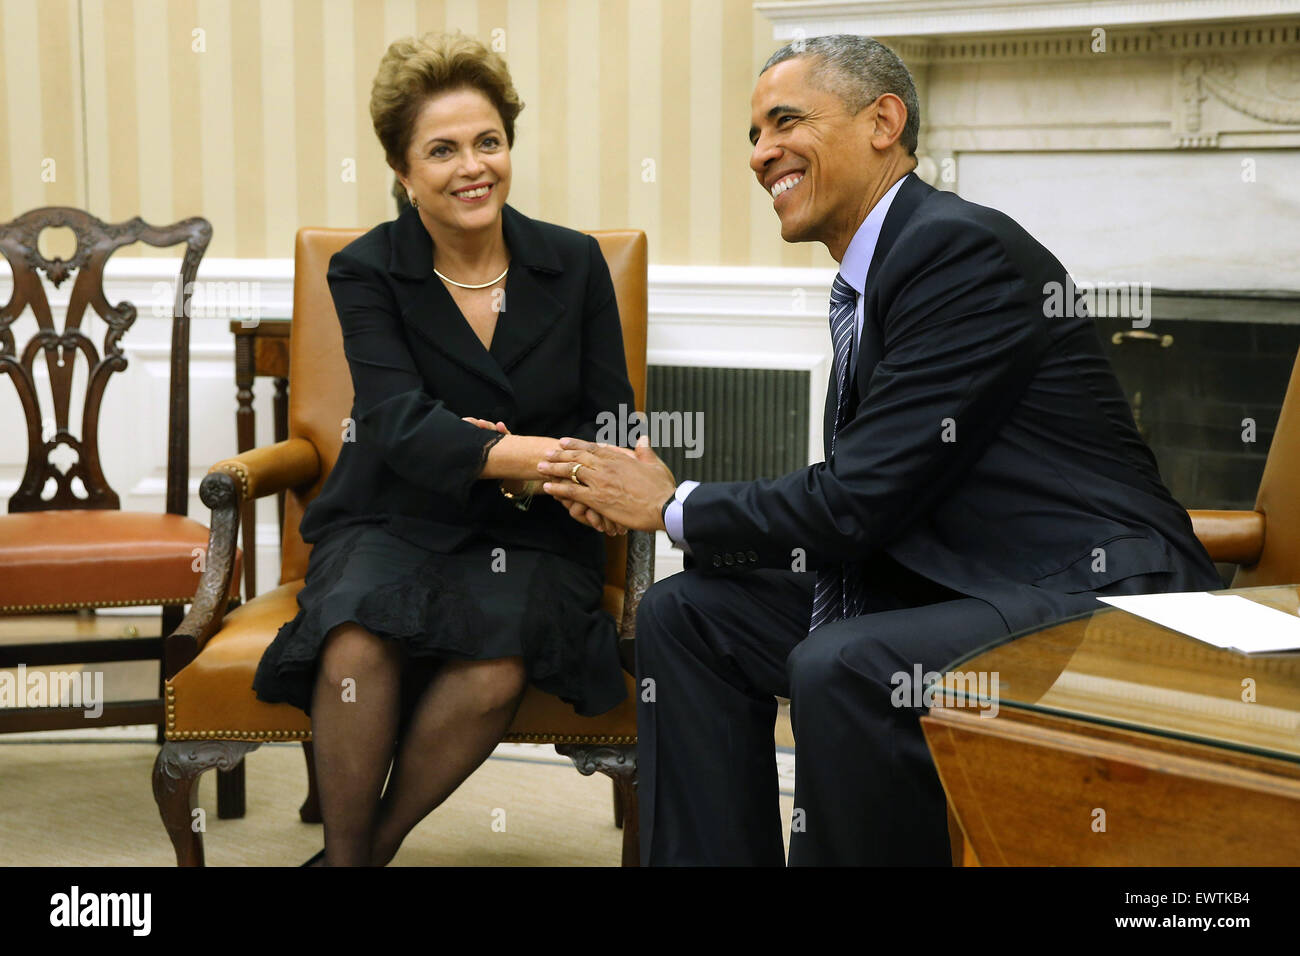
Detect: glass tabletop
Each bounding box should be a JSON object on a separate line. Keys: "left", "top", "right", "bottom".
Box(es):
{"left": 936, "top": 585, "right": 1300, "bottom": 765}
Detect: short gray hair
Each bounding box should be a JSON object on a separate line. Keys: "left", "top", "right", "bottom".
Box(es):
{"left": 761, "top": 35, "right": 920, "bottom": 155}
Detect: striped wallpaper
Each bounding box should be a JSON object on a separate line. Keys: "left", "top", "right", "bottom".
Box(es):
{"left": 0, "top": 0, "right": 833, "bottom": 268}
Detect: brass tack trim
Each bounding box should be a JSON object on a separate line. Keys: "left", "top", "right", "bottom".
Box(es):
{"left": 0, "top": 596, "right": 191, "bottom": 613}
{"left": 164, "top": 729, "right": 311, "bottom": 742}
{"left": 163, "top": 683, "right": 633, "bottom": 745}
{"left": 161, "top": 730, "right": 635, "bottom": 744}
{"left": 159, "top": 729, "right": 632, "bottom": 743}
{"left": 503, "top": 733, "right": 637, "bottom": 744}
{"left": 213, "top": 462, "right": 251, "bottom": 499}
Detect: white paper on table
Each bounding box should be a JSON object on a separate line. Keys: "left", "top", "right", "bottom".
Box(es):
{"left": 1097, "top": 591, "right": 1300, "bottom": 654}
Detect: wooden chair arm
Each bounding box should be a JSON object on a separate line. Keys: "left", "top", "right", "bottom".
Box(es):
{"left": 168, "top": 440, "right": 320, "bottom": 673}
{"left": 165, "top": 471, "right": 244, "bottom": 675}
{"left": 209, "top": 438, "right": 320, "bottom": 501}
{"left": 616, "top": 529, "right": 655, "bottom": 671}
{"left": 1188, "top": 509, "right": 1265, "bottom": 566}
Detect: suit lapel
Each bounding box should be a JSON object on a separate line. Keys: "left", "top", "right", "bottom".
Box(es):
{"left": 851, "top": 172, "right": 933, "bottom": 404}
{"left": 490, "top": 268, "right": 565, "bottom": 372}
{"left": 387, "top": 204, "right": 566, "bottom": 398}
{"left": 399, "top": 275, "right": 516, "bottom": 396}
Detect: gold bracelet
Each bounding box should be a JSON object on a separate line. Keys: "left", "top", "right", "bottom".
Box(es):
{"left": 500, "top": 479, "right": 540, "bottom": 511}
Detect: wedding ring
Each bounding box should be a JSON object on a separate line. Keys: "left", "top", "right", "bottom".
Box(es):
{"left": 571, "top": 462, "right": 584, "bottom": 484}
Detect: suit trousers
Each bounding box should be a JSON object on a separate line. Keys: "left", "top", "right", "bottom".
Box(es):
{"left": 635, "top": 559, "right": 1010, "bottom": 865}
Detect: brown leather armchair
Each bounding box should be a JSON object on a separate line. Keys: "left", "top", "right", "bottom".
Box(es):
{"left": 153, "top": 226, "right": 650, "bottom": 866}
{"left": 1189, "top": 350, "right": 1300, "bottom": 585}
{"left": 0, "top": 208, "right": 239, "bottom": 736}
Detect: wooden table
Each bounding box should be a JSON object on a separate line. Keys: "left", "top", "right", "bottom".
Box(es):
{"left": 923, "top": 585, "right": 1300, "bottom": 865}
{"left": 229, "top": 318, "right": 291, "bottom": 599}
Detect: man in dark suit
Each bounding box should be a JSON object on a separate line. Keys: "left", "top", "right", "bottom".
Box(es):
{"left": 539, "top": 35, "right": 1221, "bottom": 865}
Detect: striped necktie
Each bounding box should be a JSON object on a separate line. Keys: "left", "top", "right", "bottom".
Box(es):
{"left": 809, "top": 273, "right": 859, "bottom": 633}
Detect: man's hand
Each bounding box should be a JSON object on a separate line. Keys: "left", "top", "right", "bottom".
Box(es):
{"left": 555, "top": 443, "right": 638, "bottom": 536}
{"left": 539, "top": 436, "right": 677, "bottom": 532}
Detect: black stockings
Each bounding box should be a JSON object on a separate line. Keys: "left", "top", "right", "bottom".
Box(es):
{"left": 307, "top": 623, "right": 527, "bottom": 866}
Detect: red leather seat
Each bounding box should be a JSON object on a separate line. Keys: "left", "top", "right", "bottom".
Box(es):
{"left": 0, "top": 511, "right": 241, "bottom": 613}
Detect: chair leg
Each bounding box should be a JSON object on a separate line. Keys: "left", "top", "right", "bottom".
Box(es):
{"left": 299, "top": 740, "right": 322, "bottom": 823}
{"left": 157, "top": 605, "right": 186, "bottom": 743}
{"left": 555, "top": 743, "right": 638, "bottom": 866}
{"left": 216, "top": 761, "right": 246, "bottom": 819}
{"left": 153, "top": 740, "right": 260, "bottom": 866}
{"left": 613, "top": 778, "right": 624, "bottom": 829}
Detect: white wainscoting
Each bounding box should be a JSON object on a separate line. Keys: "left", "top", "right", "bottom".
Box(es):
{"left": 1, "top": 257, "right": 836, "bottom": 593}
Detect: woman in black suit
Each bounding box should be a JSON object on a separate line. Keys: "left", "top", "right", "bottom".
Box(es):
{"left": 252, "top": 32, "right": 635, "bottom": 866}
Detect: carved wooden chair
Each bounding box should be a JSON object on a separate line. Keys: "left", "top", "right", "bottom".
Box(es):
{"left": 1189, "top": 347, "right": 1300, "bottom": 586}
{"left": 0, "top": 208, "right": 238, "bottom": 734}
{"left": 154, "top": 226, "right": 650, "bottom": 866}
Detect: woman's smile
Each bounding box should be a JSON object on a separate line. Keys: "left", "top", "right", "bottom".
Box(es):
{"left": 452, "top": 182, "right": 495, "bottom": 203}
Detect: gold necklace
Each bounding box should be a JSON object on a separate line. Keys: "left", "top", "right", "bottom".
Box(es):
{"left": 434, "top": 264, "right": 509, "bottom": 289}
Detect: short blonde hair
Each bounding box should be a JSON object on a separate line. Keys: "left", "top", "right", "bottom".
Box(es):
{"left": 370, "top": 31, "right": 524, "bottom": 175}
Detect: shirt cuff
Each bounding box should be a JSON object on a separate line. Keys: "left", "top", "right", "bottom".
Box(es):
{"left": 664, "top": 480, "right": 699, "bottom": 552}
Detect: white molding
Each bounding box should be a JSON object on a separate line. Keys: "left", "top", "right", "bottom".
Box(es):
{"left": 755, "top": 0, "right": 1300, "bottom": 38}
{"left": 0, "top": 256, "right": 295, "bottom": 321}
{"left": 1, "top": 258, "right": 836, "bottom": 368}
{"left": 649, "top": 263, "right": 834, "bottom": 319}
{"left": 646, "top": 348, "right": 826, "bottom": 370}
{"left": 2, "top": 258, "right": 833, "bottom": 326}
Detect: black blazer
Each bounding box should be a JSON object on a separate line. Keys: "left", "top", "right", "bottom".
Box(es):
{"left": 299, "top": 203, "right": 635, "bottom": 574}
{"left": 683, "top": 173, "right": 1221, "bottom": 633}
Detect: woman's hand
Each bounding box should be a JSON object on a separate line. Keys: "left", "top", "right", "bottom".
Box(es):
{"left": 462, "top": 416, "right": 510, "bottom": 434}
{"left": 465, "top": 417, "right": 530, "bottom": 494}
{"left": 466, "top": 421, "right": 629, "bottom": 534}
{"left": 565, "top": 500, "right": 627, "bottom": 537}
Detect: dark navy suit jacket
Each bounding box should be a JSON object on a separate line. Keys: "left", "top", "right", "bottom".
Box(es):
{"left": 682, "top": 173, "right": 1220, "bottom": 633}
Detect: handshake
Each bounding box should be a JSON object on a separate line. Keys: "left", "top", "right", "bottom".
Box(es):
{"left": 463, "top": 417, "right": 678, "bottom": 536}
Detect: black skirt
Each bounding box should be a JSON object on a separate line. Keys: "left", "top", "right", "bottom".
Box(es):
{"left": 251, "top": 521, "right": 628, "bottom": 718}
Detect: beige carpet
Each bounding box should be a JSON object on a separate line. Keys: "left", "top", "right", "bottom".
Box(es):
{"left": 0, "top": 737, "right": 795, "bottom": 866}
{"left": 1, "top": 610, "right": 796, "bottom": 866}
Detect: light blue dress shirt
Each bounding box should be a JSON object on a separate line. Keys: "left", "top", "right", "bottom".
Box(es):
{"left": 663, "top": 173, "right": 910, "bottom": 550}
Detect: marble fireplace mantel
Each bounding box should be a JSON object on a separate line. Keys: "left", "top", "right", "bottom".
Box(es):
{"left": 754, "top": 0, "right": 1300, "bottom": 292}
{"left": 754, "top": 1, "right": 1300, "bottom": 152}
{"left": 754, "top": 1, "right": 1300, "bottom": 37}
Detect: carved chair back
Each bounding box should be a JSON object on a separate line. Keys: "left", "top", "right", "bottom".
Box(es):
{"left": 0, "top": 208, "right": 211, "bottom": 516}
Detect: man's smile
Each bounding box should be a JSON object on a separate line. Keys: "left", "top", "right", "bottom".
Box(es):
{"left": 770, "top": 172, "right": 804, "bottom": 200}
